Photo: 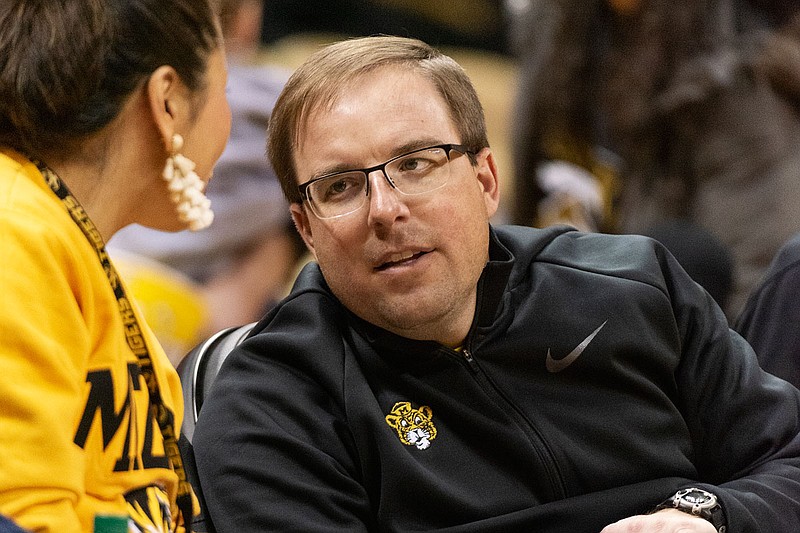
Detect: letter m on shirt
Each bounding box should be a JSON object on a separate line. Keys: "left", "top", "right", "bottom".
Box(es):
{"left": 73, "top": 369, "right": 130, "bottom": 449}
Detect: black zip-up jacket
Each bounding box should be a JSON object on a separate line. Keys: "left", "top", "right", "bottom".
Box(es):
{"left": 194, "top": 225, "right": 800, "bottom": 532}
{"left": 736, "top": 231, "right": 800, "bottom": 387}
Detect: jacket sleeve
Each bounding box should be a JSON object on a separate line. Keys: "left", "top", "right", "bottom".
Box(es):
{"left": 733, "top": 236, "right": 800, "bottom": 386}
{"left": 663, "top": 244, "right": 800, "bottom": 531}
{"left": 193, "top": 297, "right": 373, "bottom": 532}
{"left": 0, "top": 214, "right": 87, "bottom": 533}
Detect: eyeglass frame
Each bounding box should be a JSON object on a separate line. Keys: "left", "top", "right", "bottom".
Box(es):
{"left": 297, "top": 143, "right": 475, "bottom": 219}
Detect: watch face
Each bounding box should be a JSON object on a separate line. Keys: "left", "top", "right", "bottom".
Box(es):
{"left": 677, "top": 488, "right": 718, "bottom": 511}
{"left": 666, "top": 488, "right": 723, "bottom": 529}
{"left": 684, "top": 491, "right": 712, "bottom": 504}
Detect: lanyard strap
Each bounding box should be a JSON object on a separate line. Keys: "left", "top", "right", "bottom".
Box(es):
{"left": 36, "top": 162, "right": 194, "bottom": 531}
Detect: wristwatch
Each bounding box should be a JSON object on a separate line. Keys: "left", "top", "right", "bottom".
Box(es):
{"left": 656, "top": 487, "right": 726, "bottom": 532}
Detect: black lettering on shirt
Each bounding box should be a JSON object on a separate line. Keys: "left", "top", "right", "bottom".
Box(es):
{"left": 73, "top": 369, "right": 130, "bottom": 449}
{"left": 74, "top": 363, "right": 169, "bottom": 472}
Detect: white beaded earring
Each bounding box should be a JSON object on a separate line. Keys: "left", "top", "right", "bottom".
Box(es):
{"left": 162, "top": 133, "right": 214, "bottom": 231}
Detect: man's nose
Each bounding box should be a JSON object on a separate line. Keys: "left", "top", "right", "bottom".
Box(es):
{"left": 366, "top": 170, "right": 408, "bottom": 226}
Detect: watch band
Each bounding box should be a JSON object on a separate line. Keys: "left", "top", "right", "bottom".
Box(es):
{"left": 655, "top": 487, "right": 727, "bottom": 533}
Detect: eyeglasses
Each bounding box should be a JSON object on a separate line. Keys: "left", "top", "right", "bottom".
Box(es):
{"left": 298, "top": 143, "right": 473, "bottom": 219}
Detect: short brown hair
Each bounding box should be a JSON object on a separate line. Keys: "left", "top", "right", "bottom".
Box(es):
{"left": 267, "top": 35, "right": 489, "bottom": 204}
{"left": 0, "top": 0, "right": 221, "bottom": 157}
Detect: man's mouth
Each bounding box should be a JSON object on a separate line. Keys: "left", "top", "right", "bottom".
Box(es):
{"left": 375, "top": 250, "right": 429, "bottom": 271}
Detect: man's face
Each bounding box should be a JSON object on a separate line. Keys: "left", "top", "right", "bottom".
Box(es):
{"left": 291, "top": 65, "right": 500, "bottom": 345}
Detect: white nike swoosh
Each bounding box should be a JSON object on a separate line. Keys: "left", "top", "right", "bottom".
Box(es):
{"left": 546, "top": 320, "right": 608, "bottom": 373}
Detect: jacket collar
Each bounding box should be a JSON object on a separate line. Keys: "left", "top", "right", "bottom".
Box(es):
{"left": 475, "top": 225, "right": 514, "bottom": 329}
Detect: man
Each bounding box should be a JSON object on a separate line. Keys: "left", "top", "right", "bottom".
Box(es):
{"left": 193, "top": 36, "right": 800, "bottom": 532}
{"left": 735, "top": 231, "right": 800, "bottom": 388}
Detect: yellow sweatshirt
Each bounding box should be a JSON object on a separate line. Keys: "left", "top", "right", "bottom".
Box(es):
{"left": 0, "top": 149, "right": 191, "bottom": 532}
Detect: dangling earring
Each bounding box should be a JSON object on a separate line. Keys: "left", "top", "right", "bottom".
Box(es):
{"left": 162, "top": 133, "right": 214, "bottom": 231}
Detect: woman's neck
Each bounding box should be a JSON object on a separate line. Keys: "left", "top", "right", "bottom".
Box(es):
{"left": 42, "top": 150, "right": 128, "bottom": 242}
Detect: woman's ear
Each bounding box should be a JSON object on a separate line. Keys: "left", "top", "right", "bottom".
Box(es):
{"left": 146, "top": 65, "right": 186, "bottom": 151}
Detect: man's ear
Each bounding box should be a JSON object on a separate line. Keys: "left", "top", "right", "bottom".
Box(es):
{"left": 474, "top": 148, "right": 500, "bottom": 219}
{"left": 146, "top": 65, "right": 187, "bottom": 151}
{"left": 290, "top": 202, "right": 317, "bottom": 259}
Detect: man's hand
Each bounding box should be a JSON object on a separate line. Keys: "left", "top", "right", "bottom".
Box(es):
{"left": 600, "top": 508, "right": 716, "bottom": 532}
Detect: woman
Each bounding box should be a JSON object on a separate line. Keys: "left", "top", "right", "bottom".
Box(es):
{"left": 0, "top": 1, "right": 231, "bottom": 532}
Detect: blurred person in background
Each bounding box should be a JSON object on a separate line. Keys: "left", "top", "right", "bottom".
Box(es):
{"left": 0, "top": 0, "right": 230, "bottom": 531}
{"left": 731, "top": 6, "right": 800, "bottom": 388}
{"left": 509, "top": 0, "right": 800, "bottom": 319}
{"left": 735, "top": 231, "right": 800, "bottom": 388}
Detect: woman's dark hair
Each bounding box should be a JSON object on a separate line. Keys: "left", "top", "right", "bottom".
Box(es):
{"left": 0, "top": 0, "right": 221, "bottom": 157}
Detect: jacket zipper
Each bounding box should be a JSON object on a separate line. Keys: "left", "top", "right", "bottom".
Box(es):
{"left": 462, "top": 348, "right": 476, "bottom": 365}
{"left": 450, "top": 344, "right": 567, "bottom": 500}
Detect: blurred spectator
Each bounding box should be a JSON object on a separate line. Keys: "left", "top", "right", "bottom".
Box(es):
{"left": 509, "top": 0, "right": 800, "bottom": 319}
{"left": 735, "top": 231, "right": 800, "bottom": 388}
{"left": 221, "top": 0, "right": 266, "bottom": 58}
{"left": 643, "top": 217, "right": 734, "bottom": 310}
{"left": 109, "top": 0, "right": 304, "bottom": 364}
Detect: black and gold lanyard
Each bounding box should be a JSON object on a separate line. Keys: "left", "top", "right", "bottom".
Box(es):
{"left": 36, "top": 161, "right": 194, "bottom": 531}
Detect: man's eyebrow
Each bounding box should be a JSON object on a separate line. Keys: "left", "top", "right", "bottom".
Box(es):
{"left": 392, "top": 138, "right": 443, "bottom": 157}
{"left": 311, "top": 138, "right": 445, "bottom": 180}
{"left": 311, "top": 163, "right": 359, "bottom": 180}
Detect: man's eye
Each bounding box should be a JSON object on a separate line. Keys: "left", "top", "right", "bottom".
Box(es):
{"left": 329, "top": 179, "right": 352, "bottom": 194}
{"left": 397, "top": 157, "right": 434, "bottom": 174}
{"left": 319, "top": 174, "right": 362, "bottom": 202}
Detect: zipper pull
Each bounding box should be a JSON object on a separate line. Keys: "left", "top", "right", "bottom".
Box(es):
{"left": 462, "top": 348, "right": 475, "bottom": 363}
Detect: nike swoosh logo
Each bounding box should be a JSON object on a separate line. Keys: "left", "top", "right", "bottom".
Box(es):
{"left": 546, "top": 320, "right": 608, "bottom": 373}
